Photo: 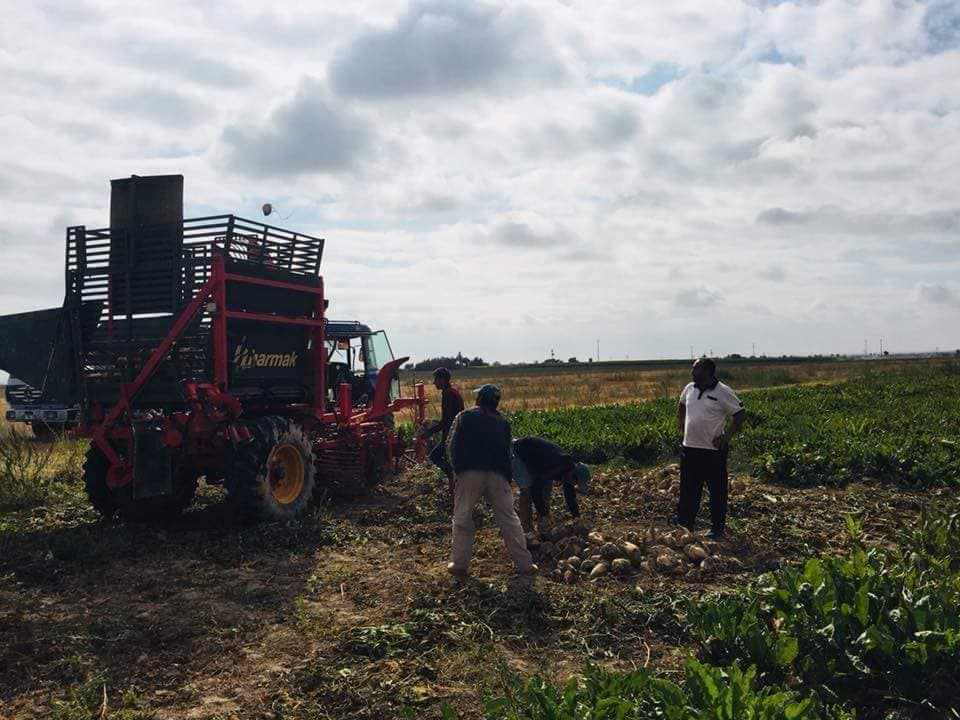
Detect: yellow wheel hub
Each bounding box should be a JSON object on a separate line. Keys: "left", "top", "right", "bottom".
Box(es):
{"left": 268, "top": 443, "right": 306, "bottom": 505}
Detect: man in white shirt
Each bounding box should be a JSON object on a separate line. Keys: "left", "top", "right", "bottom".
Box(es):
{"left": 676, "top": 358, "right": 746, "bottom": 538}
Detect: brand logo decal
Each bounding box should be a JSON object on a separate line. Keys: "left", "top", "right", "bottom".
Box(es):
{"left": 233, "top": 337, "right": 299, "bottom": 371}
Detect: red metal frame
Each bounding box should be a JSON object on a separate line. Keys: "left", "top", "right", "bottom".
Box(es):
{"left": 213, "top": 255, "right": 229, "bottom": 388}
{"left": 85, "top": 249, "right": 426, "bottom": 491}
{"left": 312, "top": 286, "right": 326, "bottom": 413}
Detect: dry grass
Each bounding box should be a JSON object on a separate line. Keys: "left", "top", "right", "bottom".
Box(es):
{"left": 0, "top": 392, "right": 87, "bottom": 511}
{"left": 401, "top": 358, "right": 939, "bottom": 418}
{"left": 0, "top": 428, "right": 86, "bottom": 512}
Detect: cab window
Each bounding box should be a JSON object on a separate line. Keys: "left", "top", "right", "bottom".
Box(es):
{"left": 363, "top": 331, "right": 394, "bottom": 372}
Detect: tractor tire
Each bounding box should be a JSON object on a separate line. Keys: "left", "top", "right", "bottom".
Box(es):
{"left": 83, "top": 443, "right": 119, "bottom": 520}
{"left": 227, "top": 416, "right": 316, "bottom": 521}
{"left": 117, "top": 470, "right": 199, "bottom": 523}
{"left": 83, "top": 442, "right": 199, "bottom": 523}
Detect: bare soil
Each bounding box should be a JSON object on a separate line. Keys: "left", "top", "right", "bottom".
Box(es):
{"left": 0, "top": 462, "right": 952, "bottom": 719}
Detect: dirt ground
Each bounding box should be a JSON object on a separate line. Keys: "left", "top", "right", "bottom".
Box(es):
{"left": 0, "top": 461, "right": 952, "bottom": 719}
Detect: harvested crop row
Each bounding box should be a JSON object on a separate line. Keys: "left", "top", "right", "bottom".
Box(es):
{"left": 534, "top": 523, "right": 743, "bottom": 586}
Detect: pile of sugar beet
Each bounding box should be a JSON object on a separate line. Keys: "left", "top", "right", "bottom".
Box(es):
{"left": 535, "top": 524, "right": 743, "bottom": 584}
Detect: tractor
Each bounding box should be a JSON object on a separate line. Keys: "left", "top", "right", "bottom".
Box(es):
{"left": 0, "top": 174, "right": 428, "bottom": 521}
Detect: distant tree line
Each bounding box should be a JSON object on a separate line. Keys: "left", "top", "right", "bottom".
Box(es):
{"left": 412, "top": 352, "right": 486, "bottom": 371}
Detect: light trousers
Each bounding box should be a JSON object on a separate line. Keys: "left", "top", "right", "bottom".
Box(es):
{"left": 451, "top": 470, "right": 534, "bottom": 573}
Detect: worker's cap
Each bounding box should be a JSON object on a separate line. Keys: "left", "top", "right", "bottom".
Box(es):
{"left": 574, "top": 462, "right": 590, "bottom": 493}
{"left": 473, "top": 383, "right": 501, "bottom": 407}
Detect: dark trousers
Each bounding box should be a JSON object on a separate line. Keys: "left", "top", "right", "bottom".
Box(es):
{"left": 429, "top": 441, "right": 454, "bottom": 495}
{"left": 677, "top": 446, "right": 728, "bottom": 533}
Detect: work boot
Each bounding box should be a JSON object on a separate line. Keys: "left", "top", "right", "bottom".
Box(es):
{"left": 516, "top": 563, "right": 539, "bottom": 576}
{"left": 446, "top": 562, "right": 469, "bottom": 578}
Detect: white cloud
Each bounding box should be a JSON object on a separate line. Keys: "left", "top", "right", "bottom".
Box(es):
{"left": 221, "top": 79, "right": 374, "bottom": 177}
{"left": 0, "top": 0, "right": 959, "bottom": 365}
{"left": 328, "top": 0, "right": 567, "bottom": 98}
{"left": 675, "top": 286, "right": 725, "bottom": 310}
{"left": 489, "top": 211, "right": 577, "bottom": 248}
{"left": 912, "top": 282, "right": 957, "bottom": 305}
{"left": 758, "top": 264, "right": 786, "bottom": 281}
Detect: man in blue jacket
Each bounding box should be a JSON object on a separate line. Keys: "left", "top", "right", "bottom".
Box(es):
{"left": 445, "top": 384, "right": 536, "bottom": 578}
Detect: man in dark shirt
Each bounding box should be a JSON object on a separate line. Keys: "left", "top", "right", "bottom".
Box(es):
{"left": 512, "top": 436, "right": 590, "bottom": 546}
{"left": 421, "top": 367, "right": 464, "bottom": 494}
{"left": 444, "top": 384, "right": 535, "bottom": 577}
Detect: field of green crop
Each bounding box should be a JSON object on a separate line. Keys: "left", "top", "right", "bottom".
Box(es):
{"left": 438, "top": 364, "right": 959, "bottom": 719}
{"left": 510, "top": 364, "right": 960, "bottom": 487}
{"left": 440, "top": 509, "right": 960, "bottom": 719}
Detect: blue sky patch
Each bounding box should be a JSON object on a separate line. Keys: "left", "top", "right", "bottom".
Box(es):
{"left": 757, "top": 44, "right": 804, "bottom": 67}
{"left": 628, "top": 62, "right": 684, "bottom": 96}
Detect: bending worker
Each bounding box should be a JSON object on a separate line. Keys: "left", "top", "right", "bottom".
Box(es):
{"left": 512, "top": 436, "right": 590, "bottom": 547}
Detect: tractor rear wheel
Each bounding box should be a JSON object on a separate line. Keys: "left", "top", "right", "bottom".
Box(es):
{"left": 227, "top": 417, "right": 316, "bottom": 521}
{"left": 82, "top": 442, "right": 199, "bottom": 522}
{"left": 83, "top": 443, "right": 119, "bottom": 519}
{"left": 117, "top": 470, "right": 199, "bottom": 523}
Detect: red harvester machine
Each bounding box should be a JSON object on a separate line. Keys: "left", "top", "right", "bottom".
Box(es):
{"left": 0, "top": 175, "right": 428, "bottom": 521}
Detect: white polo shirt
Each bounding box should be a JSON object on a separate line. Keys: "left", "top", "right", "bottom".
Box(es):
{"left": 679, "top": 380, "right": 744, "bottom": 450}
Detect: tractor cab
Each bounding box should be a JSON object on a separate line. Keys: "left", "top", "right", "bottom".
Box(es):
{"left": 325, "top": 321, "right": 400, "bottom": 406}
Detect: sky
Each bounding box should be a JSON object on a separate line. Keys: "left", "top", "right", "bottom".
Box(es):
{"left": 1, "top": 0, "right": 959, "bottom": 370}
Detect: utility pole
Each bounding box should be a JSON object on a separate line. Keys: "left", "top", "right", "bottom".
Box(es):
{"left": 879, "top": 338, "right": 883, "bottom": 356}
{"left": 864, "top": 339, "right": 868, "bottom": 356}
{"left": 596, "top": 339, "right": 600, "bottom": 363}
{"left": 752, "top": 342, "right": 756, "bottom": 357}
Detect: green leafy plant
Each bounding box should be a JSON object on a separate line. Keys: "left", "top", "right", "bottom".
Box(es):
{"left": 52, "top": 672, "right": 153, "bottom": 720}
{"left": 509, "top": 366, "right": 960, "bottom": 487}
{"left": 687, "top": 510, "right": 960, "bottom": 715}
{"left": 431, "top": 661, "right": 850, "bottom": 719}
